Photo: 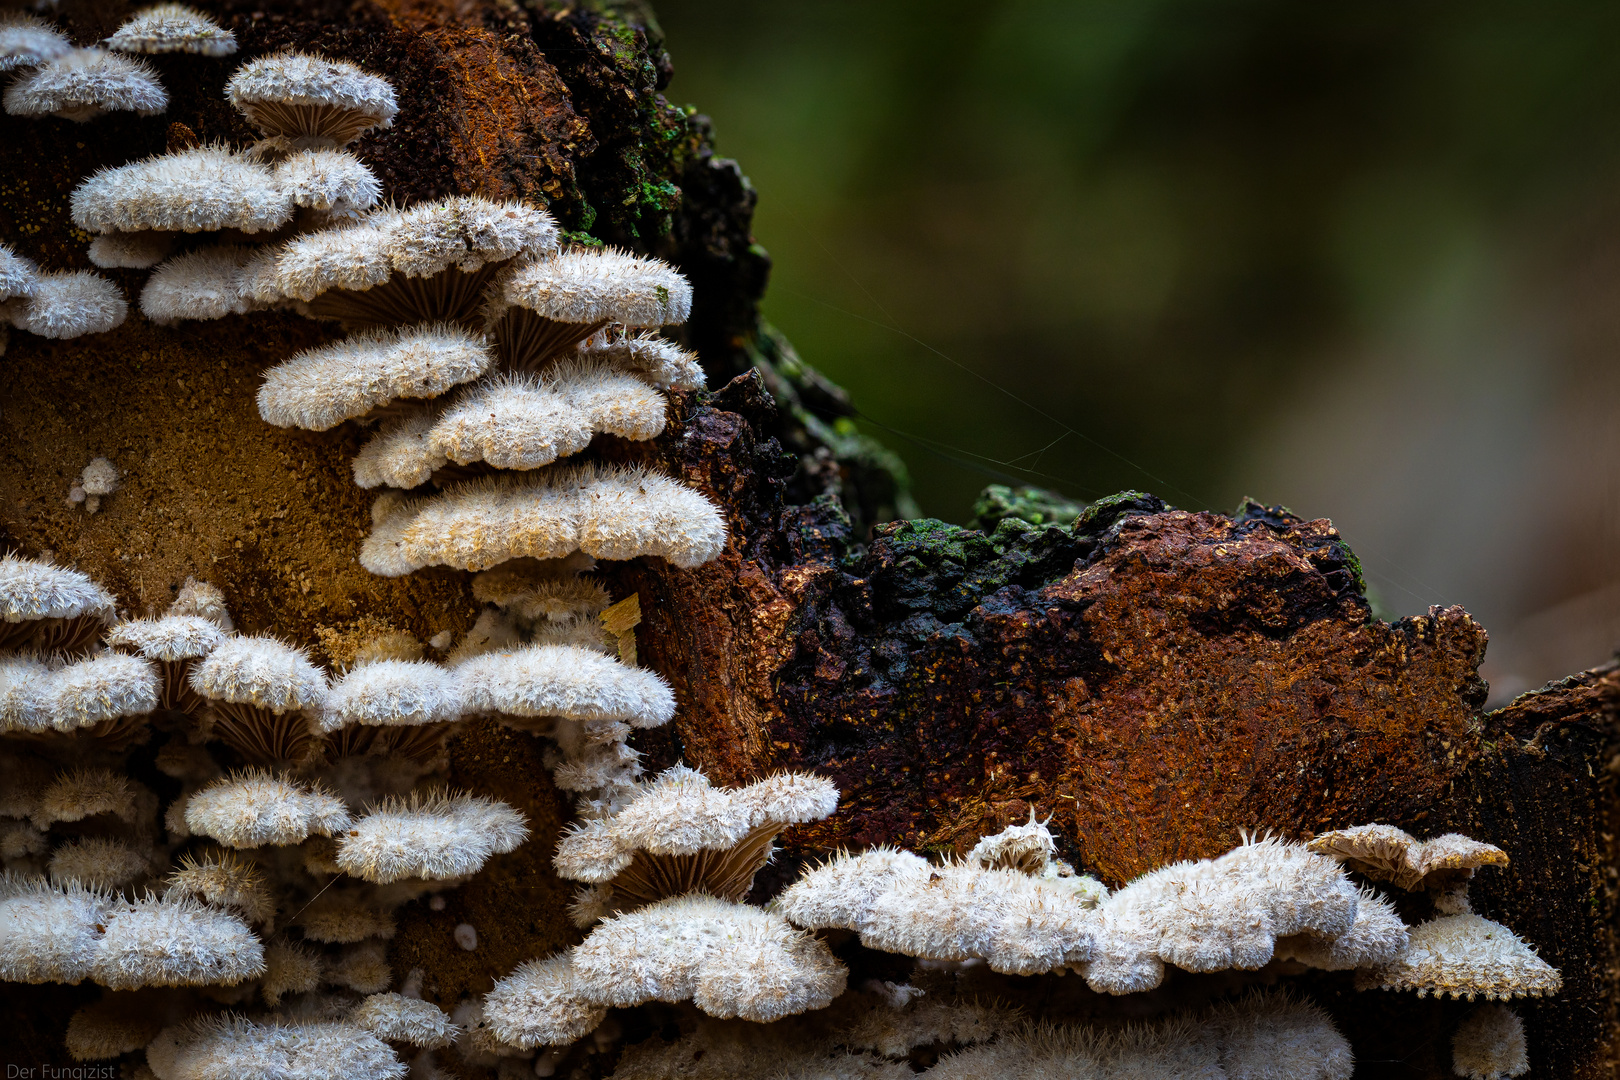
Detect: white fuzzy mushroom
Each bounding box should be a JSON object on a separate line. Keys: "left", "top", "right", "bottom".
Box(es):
{"left": 1356, "top": 914, "right": 1563, "bottom": 1001}
{"left": 2, "top": 48, "right": 166, "bottom": 121}
{"left": 0, "top": 873, "right": 116, "bottom": 984}
{"left": 87, "top": 229, "right": 176, "bottom": 269}
{"left": 185, "top": 770, "right": 350, "bottom": 848}
{"left": 72, "top": 145, "right": 290, "bottom": 235}
{"left": 92, "top": 894, "right": 265, "bottom": 989}
{"left": 360, "top": 463, "right": 728, "bottom": 575}
{"left": 145, "top": 1015, "right": 406, "bottom": 1080}
{"left": 106, "top": 4, "right": 236, "bottom": 56}
{"left": 335, "top": 791, "right": 527, "bottom": 883}
{"left": 272, "top": 148, "right": 381, "bottom": 216}
{"left": 227, "top": 50, "right": 398, "bottom": 147}
{"left": 7, "top": 270, "right": 127, "bottom": 339}
{"left": 257, "top": 322, "right": 492, "bottom": 430}
{"left": 140, "top": 247, "right": 270, "bottom": 324}
{"left": 0, "top": 13, "right": 72, "bottom": 74}
{"left": 352, "top": 992, "right": 461, "bottom": 1048}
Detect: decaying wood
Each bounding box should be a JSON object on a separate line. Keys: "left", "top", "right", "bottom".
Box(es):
{"left": 1, "top": 0, "right": 1616, "bottom": 1074}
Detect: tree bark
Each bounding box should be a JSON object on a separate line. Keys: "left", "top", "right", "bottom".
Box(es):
{"left": 1, "top": 0, "right": 1615, "bottom": 1075}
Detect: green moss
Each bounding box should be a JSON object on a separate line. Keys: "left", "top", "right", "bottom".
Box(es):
{"left": 973, "top": 484, "right": 1088, "bottom": 531}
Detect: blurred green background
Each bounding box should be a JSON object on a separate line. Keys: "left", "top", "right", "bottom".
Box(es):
{"left": 654, "top": 0, "right": 1620, "bottom": 701}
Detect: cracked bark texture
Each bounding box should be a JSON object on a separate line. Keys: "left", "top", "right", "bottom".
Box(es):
{"left": 1, "top": 0, "right": 1616, "bottom": 1076}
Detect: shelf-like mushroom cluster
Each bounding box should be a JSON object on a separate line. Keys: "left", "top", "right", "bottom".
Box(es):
{"left": 0, "top": 556, "right": 543, "bottom": 1075}
{"left": 483, "top": 766, "right": 845, "bottom": 1048}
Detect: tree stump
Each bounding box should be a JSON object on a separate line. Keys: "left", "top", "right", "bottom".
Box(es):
{"left": 1, "top": 0, "right": 1615, "bottom": 1075}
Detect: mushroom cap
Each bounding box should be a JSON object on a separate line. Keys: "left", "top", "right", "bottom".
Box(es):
{"left": 0, "top": 13, "right": 72, "bottom": 74}
{"left": 226, "top": 50, "right": 397, "bottom": 127}
{"left": 42, "top": 652, "right": 160, "bottom": 731}
{"left": 188, "top": 635, "right": 328, "bottom": 712}
{"left": 319, "top": 658, "right": 463, "bottom": 731}
{"left": 0, "top": 244, "right": 40, "bottom": 301}
{"left": 106, "top": 4, "right": 236, "bottom": 56}
{"left": 497, "top": 247, "right": 692, "bottom": 327}
{"left": 107, "top": 614, "right": 226, "bottom": 662}
{"left": 184, "top": 769, "right": 351, "bottom": 848}
{"left": 256, "top": 321, "right": 492, "bottom": 431}
{"left": 360, "top": 463, "right": 728, "bottom": 576}
{"left": 1356, "top": 913, "right": 1562, "bottom": 1001}
{"left": 351, "top": 992, "right": 461, "bottom": 1049}
{"left": 140, "top": 246, "right": 265, "bottom": 325}
{"left": 335, "top": 791, "right": 527, "bottom": 883}
{"left": 7, "top": 271, "right": 127, "bottom": 339}
{"left": 92, "top": 895, "right": 265, "bottom": 989}
{"left": 272, "top": 196, "right": 559, "bottom": 301}
{"left": 1308, "top": 823, "right": 1509, "bottom": 891}
{"left": 0, "top": 554, "right": 116, "bottom": 624}
{"left": 271, "top": 147, "right": 381, "bottom": 215}
{"left": 87, "top": 230, "right": 176, "bottom": 270}
{"left": 2, "top": 48, "right": 166, "bottom": 121}
{"left": 578, "top": 330, "right": 706, "bottom": 391}
{"left": 455, "top": 642, "right": 675, "bottom": 726}
{"left": 72, "top": 145, "right": 290, "bottom": 235}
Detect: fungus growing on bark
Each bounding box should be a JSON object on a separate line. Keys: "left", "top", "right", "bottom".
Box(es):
{"left": 380, "top": 358, "right": 669, "bottom": 478}
{"left": 5, "top": 269, "right": 127, "bottom": 339}
{"left": 188, "top": 635, "right": 329, "bottom": 764}
{"left": 1356, "top": 914, "right": 1562, "bottom": 1001}
{"left": 107, "top": 613, "right": 225, "bottom": 716}
{"left": 48, "top": 837, "right": 151, "bottom": 889}
{"left": 106, "top": 5, "right": 237, "bottom": 56}
{"left": 361, "top": 464, "right": 728, "bottom": 575}
{"left": 926, "top": 990, "right": 1352, "bottom": 1080}
{"left": 485, "top": 895, "right": 846, "bottom": 1050}
{"left": 145, "top": 1015, "right": 406, "bottom": 1080}
{"left": 169, "top": 577, "right": 234, "bottom": 631}
{"left": 72, "top": 145, "right": 290, "bottom": 236}
{"left": 31, "top": 767, "right": 143, "bottom": 829}
{"left": 1273, "top": 885, "right": 1409, "bottom": 971}
{"left": 780, "top": 833, "right": 1390, "bottom": 991}
{"left": 0, "top": 554, "right": 116, "bottom": 656}
{"left": 262, "top": 940, "right": 323, "bottom": 1005}
{"left": 455, "top": 643, "right": 675, "bottom": 728}
{"left": 296, "top": 892, "right": 396, "bottom": 943}
{"left": 257, "top": 322, "right": 493, "bottom": 430}
{"left": 780, "top": 848, "right": 1096, "bottom": 978}
{"left": 92, "top": 894, "right": 265, "bottom": 989}
{"left": 271, "top": 147, "right": 381, "bottom": 216}
{"left": 488, "top": 248, "right": 693, "bottom": 371}
{"left": 1451, "top": 1004, "right": 1529, "bottom": 1079}
{"left": 328, "top": 939, "right": 391, "bottom": 993}
{"left": 352, "top": 992, "right": 461, "bottom": 1048}
{"left": 1309, "top": 824, "right": 1509, "bottom": 913}
{"left": 184, "top": 770, "right": 350, "bottom": 848}
{"left": 2, "top": 48, "right": 166, "bottom": 121}
{"left": 226, "top": 51, "right": 399, "bottom": 149}
{"left": 335, "top": 790, "right": 527, "bottom": 883}
{"left": 269, "top": 196, "right": 558, "bottom": 326}
{"left": 26, "top": 651, "right": 159, "bottom": 736}
{"left": 65, "top": 991, "right": 175, "bottom": 1061}
{"left": 0, "top": 13, "right": 71, "bottom": 73}
{"left": 87, "top": 229, "right": 176, "bottom": 269}
{"left": 140, "top": 246, "right": 273, "bottom": 324}
{"left": 0, "top": 872, "right": 115, "bottom": 983}
{"left": 555, "top": 766, "right": 838, "bottom": 912}
{"left": 964, "top": 811, "right": 1108, "bottom": 902}
{"left": 166, "top": 849, "right": 275, "bottom": 926}
{"left": 319, "top": 658, "right": 463, "bottom": 733}
{"left": 75, "top": 455, "right": 120, "bottom": 513}
{"left": 580, "top": 329, "right": 706, "bottom": 391}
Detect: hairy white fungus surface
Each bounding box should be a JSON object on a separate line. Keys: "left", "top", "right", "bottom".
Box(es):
{"left": 106, "top": 4, "right": 236, "bottom": 56}
{"left": 185, "top": 770, "right": 351, "bottom": 848}
{"left": 2, "top": 49, "right": 166, "bottom": 121}
{"left": 361, "top": 464, "right": 728, "bottom": 575}
{"left": 335, "top": 791, "right": 527, "bottom": 883}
